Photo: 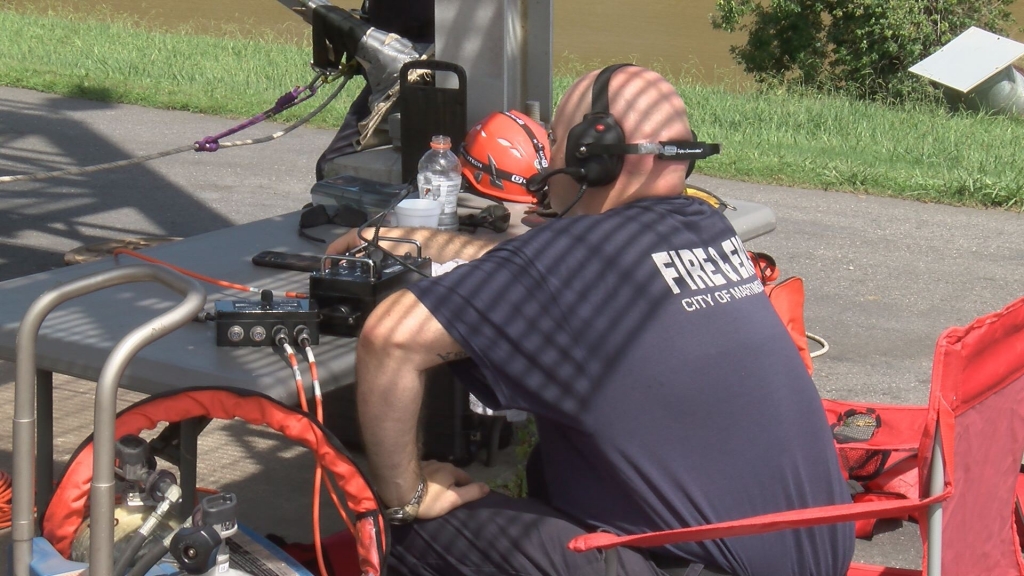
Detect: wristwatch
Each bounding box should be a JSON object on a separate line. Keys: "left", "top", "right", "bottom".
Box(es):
{"left": 383, "top": 476, "right": 427, "bottom": 525}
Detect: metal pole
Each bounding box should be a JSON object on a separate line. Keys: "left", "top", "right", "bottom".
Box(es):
{"left": 275, "top": 0, "right": 337, "bottom": 24}
{"left": 12, "top": 264, "right": 205, "bottom": 576}
{"left": 90, "top": 267, "right": 206, "bottom": 576}
{"left": 926, "top": 427, "right": 944, "bottom": 576}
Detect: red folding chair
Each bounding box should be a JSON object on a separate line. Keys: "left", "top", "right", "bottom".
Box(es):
{"left": 569, "top": 295, "right": 1024, "bottom": 576}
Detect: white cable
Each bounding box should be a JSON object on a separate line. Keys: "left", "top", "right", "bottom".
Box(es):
{"left": 807, "top": 332, "right": 830, "bottom": 358}
{"left": 281, "top": 342, "right": 305, "bottom": 391}
{"left": 304, "top": 345, "right": 322, "bottom": 401}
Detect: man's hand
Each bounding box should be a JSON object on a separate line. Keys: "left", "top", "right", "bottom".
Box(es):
{"left": 326, "top": 228, "right": 365, "bottom": 255}
{"left": 416, "top": 460, "right": 490, "bottom": 520}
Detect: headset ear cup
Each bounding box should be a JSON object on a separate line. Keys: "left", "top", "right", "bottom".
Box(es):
{"left": 564, "top": 113, "right": 626, "bottom": 187}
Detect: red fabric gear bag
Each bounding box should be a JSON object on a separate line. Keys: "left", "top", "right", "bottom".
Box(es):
{"left": 748, "top": 251, "right": 814, "bottom": 375}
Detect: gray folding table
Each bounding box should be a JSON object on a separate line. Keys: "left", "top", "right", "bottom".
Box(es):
{"left": 0, "top": 199, "right": 775, "bottom": 518}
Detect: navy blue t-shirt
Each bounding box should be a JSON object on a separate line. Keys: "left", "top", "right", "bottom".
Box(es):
{"left": 408, "top": 196, "right": 854, "bottom": 576}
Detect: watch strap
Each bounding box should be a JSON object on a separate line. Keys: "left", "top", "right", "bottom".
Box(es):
{"left": 384, "top": 476, "right": 427, "bottom": 524}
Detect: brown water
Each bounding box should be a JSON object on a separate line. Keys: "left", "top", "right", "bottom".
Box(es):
{"left": 9, "top": 0, "right": 1024, "bottom": 84}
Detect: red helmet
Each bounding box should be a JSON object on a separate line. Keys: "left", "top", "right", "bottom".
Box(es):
{"left": 459, "top": 110, "right": 550, "bottom": 203}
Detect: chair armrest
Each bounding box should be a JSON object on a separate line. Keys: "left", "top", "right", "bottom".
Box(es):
{"left": 568, "top": 491, "right": 949, "bottom": 553}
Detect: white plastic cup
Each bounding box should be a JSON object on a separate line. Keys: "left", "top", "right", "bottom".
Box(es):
{"left": 393, "top": 198, "right": 442, "bottom": 228}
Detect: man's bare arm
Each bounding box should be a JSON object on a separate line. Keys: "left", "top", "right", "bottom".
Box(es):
{"left": 355, "top": 289, "right": 488, "bottom": 517}
{"left": 327, "top": 227, "right": 501, "bottom": 263}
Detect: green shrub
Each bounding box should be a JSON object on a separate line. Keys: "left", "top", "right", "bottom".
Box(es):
{"left": 712, "top": 0, "right": 1016, "bottom": 101}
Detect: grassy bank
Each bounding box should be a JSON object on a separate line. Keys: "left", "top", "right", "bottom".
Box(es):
{"left": 2, "top": 9, "right": 1023, "bottom": 210}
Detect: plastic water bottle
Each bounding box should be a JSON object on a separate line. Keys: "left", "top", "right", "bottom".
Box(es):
{"left": 417, "top": 135, "right": 462, "bottom": 230}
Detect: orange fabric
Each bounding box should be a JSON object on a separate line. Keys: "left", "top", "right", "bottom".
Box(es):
{"left": 41, "top": 388, "right": 385, "bottom": 576}
{"left": 918, "top": 296, "right": 1024, "bottom": 575}
{"left": 846, "top": 563, "right": 921, "bottom": 576}
{"left": 746, "top": 252, "right": 813, "bottom": 375}
{"left": 568, "top": 493, "right": 946, "bottom": 552}
{"left": 765, "top": 276, "right": 813, "bottom": 374}
{"left": 821, "top": 400, "right": 927, "bottom": 453}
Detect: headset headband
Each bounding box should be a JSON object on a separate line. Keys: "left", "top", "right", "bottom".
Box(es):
{"left": 591, "top": 63, "right": 634, "bottom": 115}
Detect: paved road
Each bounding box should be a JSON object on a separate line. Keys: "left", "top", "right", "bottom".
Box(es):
{"left": 1, "top": 85, "right": 1022, "bottom": 570}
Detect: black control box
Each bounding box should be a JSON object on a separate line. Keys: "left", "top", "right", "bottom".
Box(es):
{"left": 309, "top": 242, "right": 431, "bottom": 337}
{"left": 214, "top": 292, "right": 320, "bottom": 347}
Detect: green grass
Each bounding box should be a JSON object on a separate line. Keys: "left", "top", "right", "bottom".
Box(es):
{"left": 0, "top": 8, "right": 360, "bottom": 127}
{"left": 3, "top": 8, "right": 1024, "bottom": 210}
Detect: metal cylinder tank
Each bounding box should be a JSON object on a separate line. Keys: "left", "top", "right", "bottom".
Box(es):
{"left": 943, "top": 65, "right": 1024, "bottom": 117}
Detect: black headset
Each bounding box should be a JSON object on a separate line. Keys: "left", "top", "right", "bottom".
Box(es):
{"left": 527, "top": 63, "right": 721, "bottom": 193}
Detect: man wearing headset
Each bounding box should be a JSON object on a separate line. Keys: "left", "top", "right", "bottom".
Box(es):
{"left": 326, "top": 65, "right": 854, "bottom": 576}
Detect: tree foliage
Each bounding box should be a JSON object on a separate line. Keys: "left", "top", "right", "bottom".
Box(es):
{"left": 712, "top": 0, "right": 1016, "bottom": 101}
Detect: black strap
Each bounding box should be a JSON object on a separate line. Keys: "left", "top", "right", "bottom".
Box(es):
{"left": 580, "top": 141, "right": 721, "bottom": 160}
{"left": 591, "top": 63, "right": 635, "bottom": 114}
{"left": 459, "top": 143, "right": 533, "bottom": 188}
{"left": 499, "top": 111, "right": 550, "bottom": 170}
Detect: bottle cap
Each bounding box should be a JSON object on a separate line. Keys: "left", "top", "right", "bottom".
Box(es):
{"left": 430, "top": 135, "right": 451, "bottom": 150}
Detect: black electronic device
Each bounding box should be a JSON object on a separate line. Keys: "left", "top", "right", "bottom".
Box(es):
{"left": 214, "top": 290, "right": 320, "bottom": 347}
{"left": 251, "top": 250, "right": 324, "bottom": 273}
{"left": 309, "top": 239, "right": 431, "bottom": 337}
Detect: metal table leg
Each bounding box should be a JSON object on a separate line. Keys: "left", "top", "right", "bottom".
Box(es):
{"left": 36, "top": 369, "right": 54, "bottom": 520}
{"left": 178, "top": 417, "right": 201, "bottom": 518}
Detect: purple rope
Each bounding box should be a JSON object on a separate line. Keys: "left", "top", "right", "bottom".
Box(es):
{"left": 194, "top": 84, "right": 318, "bottom": 152}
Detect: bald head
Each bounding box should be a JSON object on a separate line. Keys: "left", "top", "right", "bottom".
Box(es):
{"left": 547, "top": 66, "right": 693, "bottom": 214}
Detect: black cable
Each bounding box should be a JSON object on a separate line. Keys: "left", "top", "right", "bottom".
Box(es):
{"left": 352, "top": 179, "right": 432, "bottom": 278}
{"left": 111, "top": 531, "right": 149, "bottom": 576}
{"left": 123, "top": 541, "right": 170, "bottom": 576}
{"left": 556, "top": 183, "right": 589, "bottom": 218}
{"left": 369, "top": 178, "right": 416, "bottom": 247}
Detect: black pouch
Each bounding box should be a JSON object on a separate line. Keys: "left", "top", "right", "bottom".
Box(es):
{"left": 832, "top": 408, "right": 892, "bottom": 481}
{"left": 459, "top": 204, "right": 510, "bottom": 233}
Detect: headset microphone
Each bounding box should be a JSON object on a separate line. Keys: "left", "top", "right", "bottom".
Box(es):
{"left": 525, "top": 167, "right": 586, "bottom": 194}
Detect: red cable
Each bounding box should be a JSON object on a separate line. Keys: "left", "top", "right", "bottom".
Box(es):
{"left": 0, "top": 469, "right": 12, "bottom": 529}
{"left": 282, "top": 343, "right": 330, "bottom": 576}
{"left": 302, "top": 346, "right": 359, "bottom": 535}
{"left": 305, "top": 345, "right": 330, "bottom": 576}
{"left": 112, "top": 248, "right": 309, "bottom": 299}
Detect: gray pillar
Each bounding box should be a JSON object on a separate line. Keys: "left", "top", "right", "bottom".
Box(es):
{"left": 436, "top": 0, "right": 552, "bottom": 126}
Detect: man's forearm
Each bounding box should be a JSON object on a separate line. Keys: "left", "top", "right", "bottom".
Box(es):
{"left": 363, "top": 227, "right": 501, "bottom": 262}
{"left": 355, "top": 335, "right": 425, "bottom": 508}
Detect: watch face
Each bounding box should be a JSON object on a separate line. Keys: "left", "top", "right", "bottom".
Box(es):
{"left": 385, "top": 478, "right": 426, "bottom": 524}
{"left": 385, "top": 506, "right": 415, "bottom": 525}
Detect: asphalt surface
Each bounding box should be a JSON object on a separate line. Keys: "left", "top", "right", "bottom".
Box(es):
{"left": 1, "top": 85, "right": 1023, "bottom": 572}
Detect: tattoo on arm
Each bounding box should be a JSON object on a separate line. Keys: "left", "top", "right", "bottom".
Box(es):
{"left": 436, "top": 350, "right": 469, "bottom": 362}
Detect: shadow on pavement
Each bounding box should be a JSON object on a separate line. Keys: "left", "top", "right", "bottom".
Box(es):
{"left": 0, "top": 93, "right": 233, "bottom": 282}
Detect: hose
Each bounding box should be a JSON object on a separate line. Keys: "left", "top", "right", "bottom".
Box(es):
{"left": 0, "top": 469, "right": 13, "bottom": 529}
{"left": 807, "top": 332, "right": 830, "bottom": 358}
{"left": 110, "top": 531, "right": 149, "bottom": 576}
{"left": 123, "top": 541, "right": 169, "bottom": 576}
{"left": 113, "top": 249, "right": 309, "bottom": 299}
